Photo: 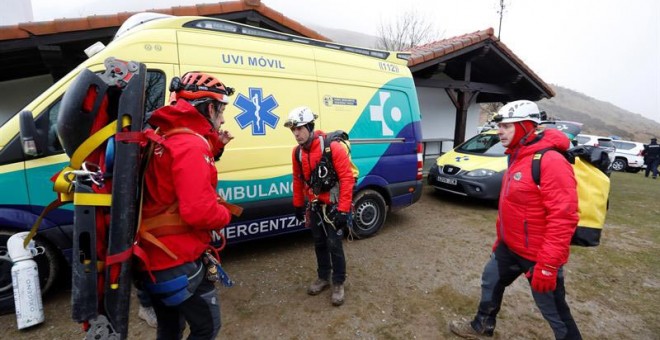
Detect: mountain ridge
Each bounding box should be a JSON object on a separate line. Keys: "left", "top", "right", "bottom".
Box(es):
{"left": 310, "top": 24, "right": 659, "bottom": 143}
{"left": 537, "top": 85, "right": 659, "bottom": 142}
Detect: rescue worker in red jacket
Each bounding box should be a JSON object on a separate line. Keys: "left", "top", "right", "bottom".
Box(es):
{"left": 139, "top": 72, "right": 234, "bottom": 339}
{"left": 451, "top": 100, "right": 582, "bottom": 340}
{"left": 284, "top": 106, "right": 355, "bottom": 306}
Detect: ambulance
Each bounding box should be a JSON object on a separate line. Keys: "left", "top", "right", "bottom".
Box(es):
{"left": 0, "top": 13, "right": 423, "bottom": 310}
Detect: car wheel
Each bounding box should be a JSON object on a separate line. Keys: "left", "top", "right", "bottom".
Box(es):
{"left": 611, "top": 159, "right": 627, "bottom": 172}
{"left": 351, "top": 189, "right": 387, "bottom": 239}
{"left": 0, "top": 230, "right": 61, "bottom": 314}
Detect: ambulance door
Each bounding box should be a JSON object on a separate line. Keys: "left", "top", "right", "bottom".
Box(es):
{"left": 176, "top": 28, "right": 318, "bottom": 242}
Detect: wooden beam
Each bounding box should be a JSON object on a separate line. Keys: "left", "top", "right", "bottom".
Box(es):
{"left": 415, "top": 78, "right": 513, "bottom": 95}
{"left": 489, "top": 46, "right": 552, "bottom": 99}
{"left": 409, "top": 41, "right": 489, "bottom": 72}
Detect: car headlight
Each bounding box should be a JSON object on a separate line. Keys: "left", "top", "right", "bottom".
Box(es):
{"left": 465, "top": 169, "right": 495, "bottom": 177}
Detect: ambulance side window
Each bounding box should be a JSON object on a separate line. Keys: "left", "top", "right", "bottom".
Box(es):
{"left": 145, "top": 70, "right": 166, "bottom": 112}
{"left": 46, "top": 101, "right": 63, "bottom": 153}
{"left": 43, "top": 70, "right": 165, "bottom": 155}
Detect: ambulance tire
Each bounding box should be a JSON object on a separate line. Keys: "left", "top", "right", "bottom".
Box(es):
{"left": 0, "top": 230, "right": 61, "bottom": 314}
{"left": 351, "top": 189, "right": 387, "bottom": 239}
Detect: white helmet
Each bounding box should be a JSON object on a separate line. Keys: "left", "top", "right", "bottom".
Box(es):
{"left": 496, "top": 100, "right": 541, "bottom": 124}
{"left": 283, "top": 106, "right": 318, "bottom": 128}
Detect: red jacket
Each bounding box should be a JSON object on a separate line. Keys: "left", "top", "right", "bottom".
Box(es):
{"left": 496, "top": 128, "right": 578, "bottom": 267}
{"left": 141, "top": 100, "right": 231, "bottom": 271}
{"left": 292, "top": 131, "right": 355, "bottom": 213}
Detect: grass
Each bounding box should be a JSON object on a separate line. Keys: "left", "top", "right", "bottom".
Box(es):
{"left": 570, "top": 171, "right": 660, "bottom": 333}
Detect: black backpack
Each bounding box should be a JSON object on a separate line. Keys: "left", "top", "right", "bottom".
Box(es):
{"left": 296, "top": 130, "right": 351, "bottom": 195}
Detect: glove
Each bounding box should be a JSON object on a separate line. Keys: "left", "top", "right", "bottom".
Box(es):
{"left": 333, "top": 212, "right": 349, "bottom": 229}
{"left": 528, "top": 264, "right": 558, "bottom": 293}
{"left": 294, "top": 207, "right": 306, "bottom": 223}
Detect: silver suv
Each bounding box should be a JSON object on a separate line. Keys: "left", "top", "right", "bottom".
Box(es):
{"left": 611, "top": 140, "right": 645, "bottom": 173}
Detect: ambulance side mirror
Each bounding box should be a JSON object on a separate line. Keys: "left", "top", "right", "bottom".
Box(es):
{"left": 19, "top": 110, "right": 42, "bottom": 157}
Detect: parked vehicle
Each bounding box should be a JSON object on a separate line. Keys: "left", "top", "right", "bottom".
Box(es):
{"left": 1, "top": 13, "right": 424, "bottom": 312}
{"left": 575, "top": 134, "right": 616, "bottom": 170}
{"left": 428, "top": 121, "right": 590, "bottom": 202}
{"left": 427, "top": 130, "right": 506, "bottom": 201}
{"left": 611, "top": 140, "right": 646, "bottom": 173}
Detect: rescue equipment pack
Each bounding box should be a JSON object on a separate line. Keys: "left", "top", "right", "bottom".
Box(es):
{"left": 531, "top": 145, "right": 611, "bottom": 247}
{"left": 20, "top": 57, "right": 240, "bottom": 339}
{"left": 296, "top": 130, "right": 358, "bottom": 195}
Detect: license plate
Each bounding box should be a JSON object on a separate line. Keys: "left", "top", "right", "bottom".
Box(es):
{"left": 437, "top": 176, "right": 457, "bottom": 185}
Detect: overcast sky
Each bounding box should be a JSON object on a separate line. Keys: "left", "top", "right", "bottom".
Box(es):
{"left": 24, "top": 0, "right": 660, "bottom": 123}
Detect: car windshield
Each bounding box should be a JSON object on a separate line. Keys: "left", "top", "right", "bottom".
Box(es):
{"left": 456, "top": 133, "right": 506, "bottom": 156}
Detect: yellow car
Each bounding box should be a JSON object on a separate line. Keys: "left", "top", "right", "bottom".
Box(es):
{"left": 427, "top": 130, "right": 506, "bottom": 201}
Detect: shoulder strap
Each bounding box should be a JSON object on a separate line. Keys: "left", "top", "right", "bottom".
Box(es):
{"left": 322, "top": 134, "right": 333, "bottom": 164}
{"left": 531, "top": 148, "right": 563, "bottom": 186}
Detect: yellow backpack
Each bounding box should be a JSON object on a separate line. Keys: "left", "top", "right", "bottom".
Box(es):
{"left": 531, "top": 146, "right": 611, "bottom": 246}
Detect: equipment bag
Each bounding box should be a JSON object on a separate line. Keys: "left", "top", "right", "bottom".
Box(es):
{"left": 532, "top": 145, "right": 611, "bottom": 246}
{"left": 22, "top": 58, "right": 240, "bottom": 339}
{"left": 296, "top": 130, "right": 358, "bottom": 195}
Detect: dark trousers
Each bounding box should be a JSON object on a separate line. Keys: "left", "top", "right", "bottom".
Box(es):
{"left": 309, "top": 206, "right": 346, "bottom": 284}
{"left": 645, "top": 158, "right": 659, "bottom": 178}
{"left": 472, "top": 243, "right": 582, "bottom": 340}
{"left": 137, "top": 288, "right": 153, "bottom": 308}
{"left": 151, "top": 278, "right": 220, "bottom": 340}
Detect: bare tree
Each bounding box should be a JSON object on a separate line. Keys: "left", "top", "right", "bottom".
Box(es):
{"left": 376, "top": 10, "right": 441, "bottom": 51}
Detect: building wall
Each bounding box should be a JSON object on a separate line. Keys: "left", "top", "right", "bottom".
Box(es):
{"left": 0, "top": 75, "right": 54, "bottom": 126}
{"left": 416, "top": 86, "right": 481, "bottom": 154}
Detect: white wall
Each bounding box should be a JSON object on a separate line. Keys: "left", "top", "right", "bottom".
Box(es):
{"left": 0, "top": 0, "right": 33, "bottom": 25}
{"left": 416, "top": 85, "right": 481, "bottom": 154}
{"left": 0, "top": 75, "right": 54, "bottom": 125}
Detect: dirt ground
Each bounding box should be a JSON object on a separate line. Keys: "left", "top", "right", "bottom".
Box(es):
{"left": 1, "top": 184, "right": 657, "bottom": 339}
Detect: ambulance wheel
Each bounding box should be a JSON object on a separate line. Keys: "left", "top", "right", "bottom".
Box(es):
{"left": 352, "top": 190, "right": 387, "bottom": 239}
{"left": 0, "top": 230, "right": 61, "bottom": 314}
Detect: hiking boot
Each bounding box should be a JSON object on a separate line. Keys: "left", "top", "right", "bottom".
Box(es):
{"left": 307, "top": 278, "right": 330, "bottom": 295}
{"left": 449, "top": 320, "right": 492, "bottom": 339}
{"left": 138, "top": 305, "right": 158, "bottom": 328}
{"left": 331, "top": 284, "right": 345, "bottom": 306}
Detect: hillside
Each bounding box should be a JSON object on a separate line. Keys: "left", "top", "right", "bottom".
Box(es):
{"left": 309, "top": 25, "right": 659, "bottom": 143}
{"left": 536, "top": 85, "right": 659, "bottom": 142}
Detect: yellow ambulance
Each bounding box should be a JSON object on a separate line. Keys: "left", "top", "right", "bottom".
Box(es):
{"left": 0, "top": 13, "right": 424, "bottom": 301}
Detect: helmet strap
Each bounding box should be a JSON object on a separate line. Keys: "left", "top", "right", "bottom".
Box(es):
{"left": 518, "top": 121, "right": 538, "bottom": 146}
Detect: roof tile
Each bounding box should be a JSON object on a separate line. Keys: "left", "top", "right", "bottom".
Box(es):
{"left": 258, "top": 6, "right": 284, "bottom": 24}
{"left": 408, "top": 27, "right": 554, "bottom": 97}
{"left": 0, "top": 26, "right": 28, "bottom": 40}
{"left": 53, "top": 18, "right": 91, "bottom": 33}
{"left": 171, "top": 6, "right": 200, "bottom": 16}
{"left": 88, "top": 15, "right": 121, "bottom": 29}
{"left": 0, "top": 0, "right": 330, "bottom": 42}
{"left": 19, "top": 21, "right": 57, "bottom": 35}
{"left": 197, "top": 3, "right": 224, "bottom": 16}
{"left": 219, "top": 2, "right": 247, "bottom": 13}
